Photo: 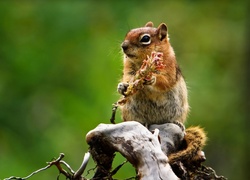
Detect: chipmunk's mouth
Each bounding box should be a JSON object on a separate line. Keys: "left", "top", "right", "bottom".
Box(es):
{"left": 127, "top": 54, "right": 136, "bottom": 58}
{"left": 124, "top": 53, "right": 136, "bottom": 58}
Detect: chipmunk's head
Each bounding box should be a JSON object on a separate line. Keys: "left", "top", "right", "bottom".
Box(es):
{"left": 121, "top": 22, "right": 170, "bottom": 64}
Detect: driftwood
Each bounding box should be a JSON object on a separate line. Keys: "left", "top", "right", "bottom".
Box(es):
{"left": 86, "top": 121, "right": 183, "bottom": 180}
{"left": 86, "top": 122, "right": 227, "bottom": 180}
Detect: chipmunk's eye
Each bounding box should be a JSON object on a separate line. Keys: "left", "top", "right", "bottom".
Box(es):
{"left": 140, "top": 34, "right": 151, "bottom": 45}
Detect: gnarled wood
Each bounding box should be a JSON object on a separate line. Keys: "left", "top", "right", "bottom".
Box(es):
{"left": 86, "top": 121, "right": 183, "bottom": 180}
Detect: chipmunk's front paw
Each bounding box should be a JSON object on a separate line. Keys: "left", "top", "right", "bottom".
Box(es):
{"left": 117, "top": 82, "right": 129, "bottom": 96}
{"left": 144, "top": 76, "right": 156, "bottom": 85}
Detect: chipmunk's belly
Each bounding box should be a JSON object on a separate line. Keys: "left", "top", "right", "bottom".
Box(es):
{"left": 121, "top": 90, "right": 187, "bottom": 125}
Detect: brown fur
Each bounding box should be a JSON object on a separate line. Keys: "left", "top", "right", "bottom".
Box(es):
{"left": 118, "top": 22, "right": 189, "bottom": 125}
{"left": 168, "top": 126, "right": 207, "bottom": 164}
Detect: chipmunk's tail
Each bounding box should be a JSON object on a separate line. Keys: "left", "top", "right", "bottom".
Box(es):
{"left": 168, "top": 126, "right": 207, "bottom": 164}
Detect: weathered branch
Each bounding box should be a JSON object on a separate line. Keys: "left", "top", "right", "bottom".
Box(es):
{"left": 73, "top": 152, "right": 90, "bottom": 179}
{"left": 86, "top": 121, "right": 182, "bottom": 180}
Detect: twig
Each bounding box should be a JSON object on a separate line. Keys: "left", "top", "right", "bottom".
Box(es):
{"left": 110, "top": 103, "right": 118, "bottom": 124}
{"left": 48, "top": 153, "right": 72, "bottom": 178}
{"left": 4, "top": 163, "right": 53, "bottom": 180}
{"left": 110, "top": 160, "right": 128, "bottom": 176}
{"left": 73, "top": 152, "right": 90, "bottom": 179}
{"left": 85, "top": 166, "right": 97, "bottom": 177}
{"left": 4, "top": 153, "right": 73, "bottom": 180}
{"left": 60, "top": 160, "right": 75, "bottom": 174}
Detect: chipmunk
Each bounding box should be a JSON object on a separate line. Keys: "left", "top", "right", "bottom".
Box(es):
{"left": 118, "top": 21, "right": 188, "bottom": 126}
{"left": 117, "top": 22, "right": 207, "bottom": 164}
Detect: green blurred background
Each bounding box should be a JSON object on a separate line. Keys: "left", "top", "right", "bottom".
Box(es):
{"left": 0, "top": 1, "right": 248, "bottom": 179}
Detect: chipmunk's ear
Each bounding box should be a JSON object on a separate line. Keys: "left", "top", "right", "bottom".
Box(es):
{"left": 145, "top": 21, "right": 154, "bottom": 27}
{"left": 157, "top": 23, "right": 168, "bottom": 41}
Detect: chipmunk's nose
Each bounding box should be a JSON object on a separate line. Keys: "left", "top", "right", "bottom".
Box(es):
{"left": 121, "top": 41, "right": 129, "bottom": 51}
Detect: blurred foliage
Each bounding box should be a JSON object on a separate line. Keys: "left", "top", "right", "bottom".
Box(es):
{"left": 0, "top": 1, "right": 248, "bottom": 179}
